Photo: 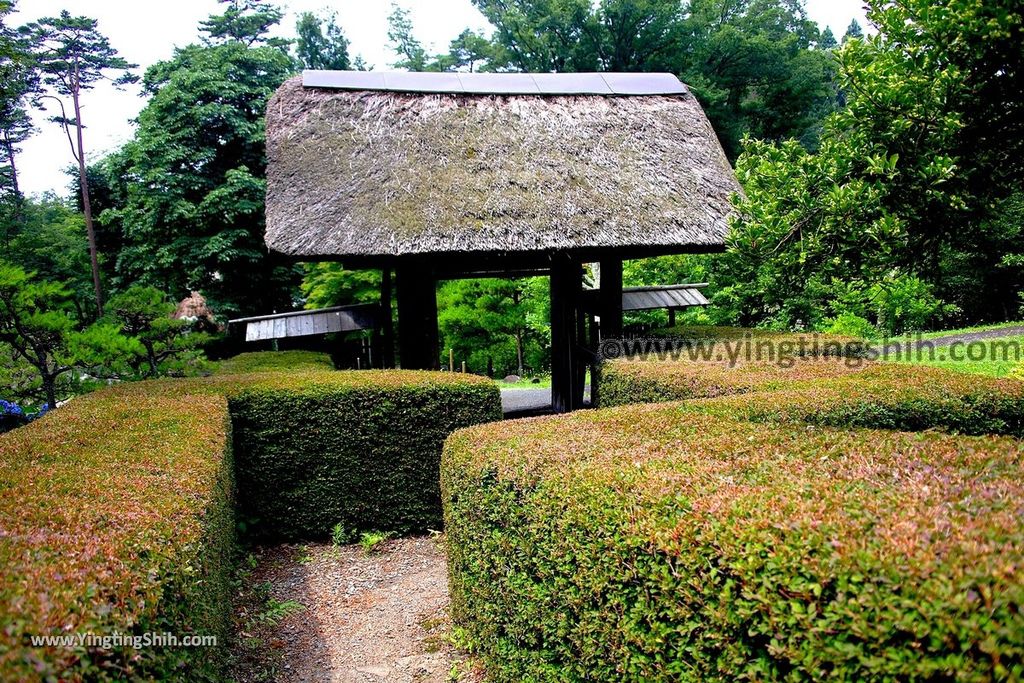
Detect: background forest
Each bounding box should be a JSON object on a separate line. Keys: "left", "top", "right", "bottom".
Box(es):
{"left": 0, "top": 0, "right": 1021, "bottom": 405}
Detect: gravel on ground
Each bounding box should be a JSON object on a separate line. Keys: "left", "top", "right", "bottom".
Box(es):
{"left": 231, "top": 535, "right": 482, "bottom": 683}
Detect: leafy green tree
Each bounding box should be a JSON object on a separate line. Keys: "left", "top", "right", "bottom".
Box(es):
{"left": 199, "top": 0, "right": 285, "bottom": 48}
{"left": 103, "top": 0, "right": 300, "bottom": 317}
{"left": 438, "top": 278, "right": 549, "bottom": 377}
{"left": 0, "top": 262, "right": 111, "bottom": 407}
{"left": 0, "top": 0, "right": 35, "bottom": 239}
{"left": 22, "top": 11, "right": 136, "bottom": 315}
{"left": 465, "top": 0, "right": 837, "bottom": 158}
{"left": 295, "top": 10, "right": 351, "bottom": 70}
{"left": 842, "top": 18, "right": 863, "bottom": 43}
{"left": 107, "top": 285, "right": 203, "bottom": 377}
{"left": 301, "top": 263, "right": 381, "bottom": 309}
{"left": 718, "top": 0, "right": 1024, "bottom": 328}
{"left": 9, "top": 194, "right": 92, "bottom": 317}
{"left": 818, "top": 26, "right": 837, "bottom": 49}
{"left": 387, "top": 4, "right": 431, "bottom": 71}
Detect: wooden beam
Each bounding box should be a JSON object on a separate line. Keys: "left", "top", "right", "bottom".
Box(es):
{"left": 550, "top": 255, "right": 582, "bottom": 413}
{"left": 598, "top": 258, "right": 623, "bottom": 341}
{"left": 396, "top": 262, "right": 440, "bottom": 370}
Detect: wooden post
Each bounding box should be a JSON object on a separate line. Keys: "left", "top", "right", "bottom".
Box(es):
{"left": 668, "top": 307, "right": 676, "bottom": 328}
{"left": 598, "top": 258, "right": 623, "bottom": 341}
{"left": 449, "top": 348, "right": 454, "bottom": 372}
{"left": 396, "top": 261, "right": 440, "bottom": 370}
{"left": 550, "top": 254, "right": 581, "bottom": 413}
{"left": 380, "top": 268, "right": 395, "bottom": 368}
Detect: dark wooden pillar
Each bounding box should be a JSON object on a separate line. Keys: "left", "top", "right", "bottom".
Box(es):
{"left": 380, "top": 267, "right": 395, "bottom": 368}
{"left": 668, "top": 307, "right": 676, "bottom": 328}
{"left": 396, "top": 261, "right": 439, "bottom": 370}
{"left": 598, "top": 258, "right": 623, "bottom": 341}
{"left": 550, "top": 255, "right": 582, "bottom": 413}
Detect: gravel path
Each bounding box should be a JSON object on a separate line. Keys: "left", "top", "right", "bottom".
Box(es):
{"left": 879, "top": 326, "right": 1024, "bottom": 356}
{"left": 232, "top": 536, "right": 481, "bottom": 683}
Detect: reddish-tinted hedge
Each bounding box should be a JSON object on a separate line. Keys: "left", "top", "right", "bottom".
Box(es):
{"left": 0, "top": 355, "right": 502, "bottom": 681}
{"left": 601, "top": 355, "right": 872, "bottom": 407}
{"left": 444, "top": 403, "right": 1024, "bottom": 681}
{"left": 0, "top": 385, "right": 234, "bottom": 681}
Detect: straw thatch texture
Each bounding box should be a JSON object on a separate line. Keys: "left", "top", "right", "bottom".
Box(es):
{"left": 265, "top": 76, "right": 740, "bottom": 259}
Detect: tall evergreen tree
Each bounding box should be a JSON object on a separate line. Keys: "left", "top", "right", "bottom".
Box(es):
{"left": 22, "top": 11, "right": 136, "bottom": 315}
{"left": 0, "top": 1, "right": 35, "bottom": 245}
{"left": 295, "top": 10, "right": 351, "bottom": 70}
{"left": 103, "top": 0, "right": 300, "bottom": 317}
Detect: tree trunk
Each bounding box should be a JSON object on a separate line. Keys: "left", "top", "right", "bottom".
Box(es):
{"left": 144, "top": 341, "right": 158, "bottom": 377}
{"left": 71, "top": 72, "right": 103, "bottom": 316}
{"left": 41, "top": 373, "right": 56, "bottom": 410}
{"left": 515, "top": 329, "right": 525, "bottom": 377}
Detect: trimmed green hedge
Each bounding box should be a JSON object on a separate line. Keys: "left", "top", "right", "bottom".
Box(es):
{"left": 0, "top": 385, "right": 234, "bottom": 682}
{"left": 215, "top": 350, "right": 336, "bottom": 374}
{"left": 444, "top": 365, "right": 1024, "bottom": 681}
{"left": 0, "top": 355, "right": 502, "bottom": 680}
{"left": 228, "top": 370, "right": 502, "bottom": 538}
{"left": 601, "top": 355, "right": 872, "bottom": 407}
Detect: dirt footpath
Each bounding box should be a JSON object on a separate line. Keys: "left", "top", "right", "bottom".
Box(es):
{"left": 231, "top": 535, "right": 482, "bottom": 683}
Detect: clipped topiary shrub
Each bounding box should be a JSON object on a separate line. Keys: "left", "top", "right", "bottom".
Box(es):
{"left": 600, "top": 327, "right": 870, "bottom": 408}
{"left": 690, "top": 364, "right": 1024, "bottom": 436}
{"left": 228, "top": 370, "right": 503, "bottom": 538}
{"left": 216, "top": 350, "right": 336, "bottom": 374}
{"left": 0, "top": 352, "right": 503, "bottom": 680}
{"left": 0, "top": 384, "right": 234, "bottom": 682}
{"left": 444, "top": 402, "right": 1024, "bottom": 682}
{"left": 601, "top": 356, "right": 871, "bottom": 407}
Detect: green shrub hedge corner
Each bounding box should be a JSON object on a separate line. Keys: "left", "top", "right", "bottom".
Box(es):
{"left": 228, "top": 370, "right": 503, "bottom": 539}
{"left": 215, "top": 350, "right": 336, "bottom": 374}
{"left": 443, "top": 404, "right": 1024, "bottom": 682}
{"left": 0, "top": 385, "right": 234, "bottom": 682}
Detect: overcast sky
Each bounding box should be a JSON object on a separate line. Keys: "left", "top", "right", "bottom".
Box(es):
{"left": 13, "top": 0, "right": 869, "bottom": 196}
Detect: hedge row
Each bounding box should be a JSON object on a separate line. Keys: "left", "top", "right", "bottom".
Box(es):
{"left": 444, "top": 361, "right": 1024, "bottom": 681}
{"left": 0, "top": 354, "right": 502, "bottom": 681}
{"left": 601, "top": 355, "right": 872, "bottom": 407}
{"left": 690, "top": 364, "right": 1024, "bottom": 436}
{"left": 214, "top": 350, "right": 336, "bottom": 374}
{"left": 0, "top": 385, "right": 234, "bottom": 682}
{"left": 225, "top": 370, "right": 503, "bottom": 538}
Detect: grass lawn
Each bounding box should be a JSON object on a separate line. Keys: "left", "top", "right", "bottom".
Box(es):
{"left": 889, "top": 333, "right": 1024, "bottom": 377}
{"left": 495, "top": 376, "right": 552, "bottom": 389}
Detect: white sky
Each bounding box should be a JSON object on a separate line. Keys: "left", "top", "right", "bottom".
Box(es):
{"left": 13, "top": 0, "right": 869, "bottom": 196}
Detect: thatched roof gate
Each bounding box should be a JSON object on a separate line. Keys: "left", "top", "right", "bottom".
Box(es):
{"left": 264, "top": 71, "right": 740, "bottom": 412}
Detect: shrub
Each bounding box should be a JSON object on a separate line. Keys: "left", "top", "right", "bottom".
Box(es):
{"left": 690, "top": 364, "right": 1024, "bottom": 436}
{"left": 215, "top": 350, "right": 336, "bottom": 374}
{"left": 228, "top": 370, "right": 502, "bottom": 539}
{"left": 443, "top": 400, "right": 1024, "bottom": 682}
{"left": 600, "top": 356, "right": 872, "bottom": 407}
{"left": 0, "top": 384, "right": 234, "bottom": 682}
{"left": 0, "top": 353, "right": 502, "bottom": 680}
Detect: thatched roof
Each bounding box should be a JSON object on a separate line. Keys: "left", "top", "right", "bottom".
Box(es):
{"left": 264, "top": 72, "right": 740, "bottom": 262}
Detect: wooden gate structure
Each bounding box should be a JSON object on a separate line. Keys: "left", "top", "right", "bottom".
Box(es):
{"left": 262, "top": 71, "right": 740, "bottom": 412}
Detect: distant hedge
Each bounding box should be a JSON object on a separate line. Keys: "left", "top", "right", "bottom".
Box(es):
{"left": 600, "top": 329, "right": 869, "bottom": 408}
{"left": 0, "top": 385, "right": 234, "bottom": 682}
{"left": 228, "top": 370, "right": 502, "bottom": 538}
{"left": 601, "top": 356, "right": 871, "bottom": 407}
{"left": 444, "top": 365, "right": 1024, "bottom": 681}
{"left": 215, "top": 350, "right": 336, "bottom": 374}
{"left": 0, "top": 355, "right": 501, "bottom": 680}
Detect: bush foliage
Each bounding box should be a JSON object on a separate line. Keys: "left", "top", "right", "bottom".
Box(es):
{"left": 0, "top": 385, "right": 234, "bottom": 681}
{"left": 445, "top": 354, "right": 1024, "bottom": 681}
{"left": 227, "top": 370, "right": 502, "bottom": 538}
{"left": 0, "top": 352, "right": 501, "bottom": 680}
